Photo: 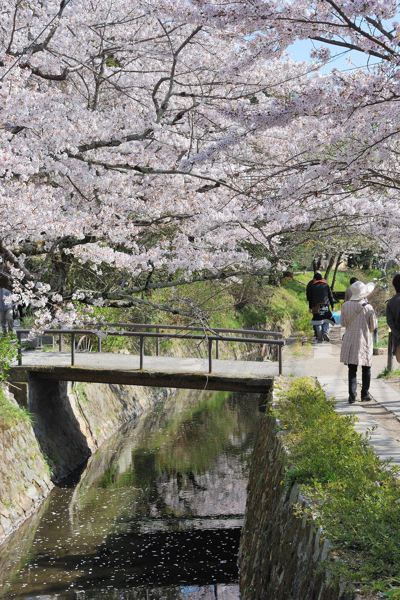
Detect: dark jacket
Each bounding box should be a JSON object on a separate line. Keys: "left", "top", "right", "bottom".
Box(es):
{"left": 386, "top": 293, "right": 400, "bottom": 352}
{"left": 307, "top": 279, "right": 334, "bottom": 309}
{"left": 306, "top": 278, "right": 315, "bottom": 305}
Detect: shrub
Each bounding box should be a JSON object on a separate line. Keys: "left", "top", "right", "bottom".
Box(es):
{"left": 0, "top": 333, "right": 17, "bottom": 382}
{"left": 272, "top": 377, "right": 400, "bottom": 593}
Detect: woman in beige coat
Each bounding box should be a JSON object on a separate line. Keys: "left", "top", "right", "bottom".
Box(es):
{"left": 340, "top": 281, "right": 378, "bottom": 404}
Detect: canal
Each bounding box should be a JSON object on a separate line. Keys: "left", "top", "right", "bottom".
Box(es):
{"left": 0, "top": 388, "right": 262, "bottom": 600}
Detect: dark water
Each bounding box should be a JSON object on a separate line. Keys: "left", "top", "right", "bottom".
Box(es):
{"left": 0, "top": 389, "right": 262, "bottom": 600}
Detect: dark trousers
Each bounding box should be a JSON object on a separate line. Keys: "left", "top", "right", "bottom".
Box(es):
{"left": 348, "top": 364, "right": 371, "bottom": 399}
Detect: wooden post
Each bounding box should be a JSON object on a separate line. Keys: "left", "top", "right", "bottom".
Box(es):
{"left": 216, "top": 338, "right": 219, "bottom": 359}
{"left": 208, "top": 338, "right": 213, "bottom": 373}
{"left": 140, "top": 335, "right": 144, "bottom": 370}
{"left": 59, "top": 333, "right": 63, "bottom": 352}
{"left": 98, "top": 336, "right": 102, "bottom": 352}
{"left": 156, "top": 327, "right": 159, "bottom": 356}
{"left": 278, "top": 344, "right": 283, "bottom": 375}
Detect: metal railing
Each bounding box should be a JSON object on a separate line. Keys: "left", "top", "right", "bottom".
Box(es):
{"left": 16, "top": 323, "right": 285, "bottom": 374}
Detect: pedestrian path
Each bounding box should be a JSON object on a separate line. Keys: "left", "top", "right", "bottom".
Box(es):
{"left": 319, "top": 375, "right": 400, "bottom": 467}
{"left": 284, "top": 327, "right": 400, "bottom": 469}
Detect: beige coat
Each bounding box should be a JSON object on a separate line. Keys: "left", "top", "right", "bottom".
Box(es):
{"left": 340, "top": 300, "right": 377, "bottom": 367}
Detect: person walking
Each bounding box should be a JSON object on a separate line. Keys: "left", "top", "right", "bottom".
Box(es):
{"left": 386, "top": 273, "right": 400, "bottom": 364}
{"left": 306, "top": 273, "right": 318, "bottom": 340}
{"left": 0, "top": 287, "right": 14, "bottom": 334}
{"left": 307, "top": 271, "right": 335, "bottom": 343}
{"left": 340, "top": 280, "right": 377, "bottom": 404}
{"left": 344, "top": 277, "right": 359, "bottom": 302}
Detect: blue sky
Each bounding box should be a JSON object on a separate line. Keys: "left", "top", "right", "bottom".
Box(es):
{"left": 287, "top": 38, "right": 381, "bottom": 74}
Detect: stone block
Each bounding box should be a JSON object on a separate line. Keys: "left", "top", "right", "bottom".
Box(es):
{"left": 373, "top": 347, "right": 387, "bottom": 355}
{"left": 289, "top": 482, "right": 300, "bottom": 504}
{"left": 19, "top": 495, "right": 33, "bottom": 513}
{"left": 13, "top": 503, "right": 24, "bottom": 518}
{"left": 0, "top": 515, "right": 12, "bottom": 535}
{"left": 0, "top": 501, "right": 10, "bottom": 519}
{"left": 320, "top": 538, "right": 332, "bottom": 562}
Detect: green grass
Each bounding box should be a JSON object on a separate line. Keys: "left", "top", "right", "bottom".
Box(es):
{"left": 384, "top": 586, "right": 400, "bottom": 598}
{"left": 272, "top": 377, "right": 400, "bottom": 593}
{"left": 240, "top": 280, "right": 315, "bottom": 338}
{"left": 378, "top": 367, "right": 400, "bottom": 379}
{"left": 0, "top": 387, "right": 33, "bottom": 429}
{"left": 375, "top": 316, "right": 390, "bottom": 348}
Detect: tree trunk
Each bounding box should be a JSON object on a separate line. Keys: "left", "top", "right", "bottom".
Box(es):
{"left": 268, "top": 266, "right": 281, "bottom": 287}
{"left": 331, "top": 252, "right": 343, "bottom": 291}
{"left": 312, "top": 256, "right": 322, "bottom": 272}
{"left": 324, "top": 254, "right": 336, "bottom": 281}
{"left": 49, "top": 250, "right": 73, "bottom": 294}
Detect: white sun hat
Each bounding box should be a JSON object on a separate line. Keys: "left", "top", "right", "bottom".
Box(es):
{"left": 349, "top": 280, "right": 375, "bottom": 301}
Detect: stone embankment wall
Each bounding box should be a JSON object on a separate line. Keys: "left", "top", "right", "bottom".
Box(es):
{"left": 0, "top": 381, "right": 168, "bottom": 546}
{"left": 239, "top": 405, "right": 349, "bottom": 600}
{"left": 0, "top": 386, "right": 53, "bottom": 545}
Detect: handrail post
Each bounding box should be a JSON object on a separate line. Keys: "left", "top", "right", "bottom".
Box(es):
{"left": 156, "top": 327, "right": 159, "bottom": 356}
{"left": 388, "top": 331, "right": 393, "bottom": 373}
{"left": 208, "top": 338, "right": 213, "bottom": 373}
{"left": 278, "top": 344, "right": 283, "bottom": 375}
{"left": 17, "top": 331, "right": 22, "bottom": 366}
{"left": 59, "top": 333, "right": 63, "bottom": 352}
{"left": 140, "top": 335, "right": 144, "bottom": 369}
{"left": 98, "top": 336, "right": 102, "bottom": 352}
{"left": 71, "top": 333, "right": 75, "bottom": 366}
{"left": 216, "top": 338, "right": 219, "bottom": 360}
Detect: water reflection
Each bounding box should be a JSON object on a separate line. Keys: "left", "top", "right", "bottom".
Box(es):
{"left": 0, "top": 389, "right": 261, "bottom": 600}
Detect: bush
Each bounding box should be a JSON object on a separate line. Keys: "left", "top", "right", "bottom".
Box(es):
{"left": 0, "top": 333, "right": 17, "bottom": 382}
{"left": 369, "top": 287, "right": 389, "bottom": 318}
{"left": 272, "top": 377, "right": 400, "bottom": 593}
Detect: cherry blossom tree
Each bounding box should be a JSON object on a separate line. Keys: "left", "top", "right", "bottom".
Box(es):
{"left": 2, "top": 0, "right": 400, "bottom": 332}
{"left": 178, "top": 0, "right": 400, "bottom": 261}
{"left": 0, "top": 0, "right": 290, "bottom": 328}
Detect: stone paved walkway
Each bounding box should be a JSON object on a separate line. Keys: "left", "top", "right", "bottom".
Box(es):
{"left": 284, "top": 325, "right": 400, "bottom": 468}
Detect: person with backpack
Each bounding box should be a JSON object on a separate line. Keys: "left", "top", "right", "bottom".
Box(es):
{"left": 306, "top": 273, "right": 318, "bottom": 340}
{"left": 386, "top": 273, "right": 400, "bottom": 364}
{"left": 306, "top": 271, "right": 335, "bottom": 343}
{"left": 340, "top": 280, "right": 377, "bottom": 404}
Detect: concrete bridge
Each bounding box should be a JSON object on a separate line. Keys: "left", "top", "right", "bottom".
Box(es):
{"left": 8, "top": 324, "right": 284, "bottom": 406}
